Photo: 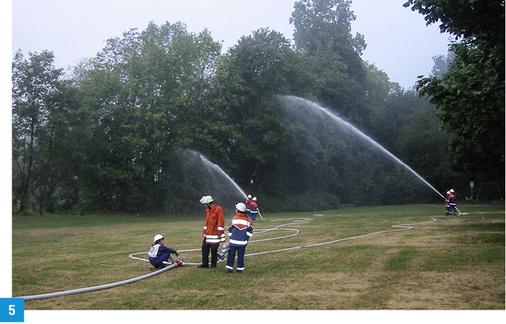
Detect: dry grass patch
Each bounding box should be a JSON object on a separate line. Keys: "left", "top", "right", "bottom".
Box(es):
{"left": 13, "top": 205, "right": 504, "bottom": 310}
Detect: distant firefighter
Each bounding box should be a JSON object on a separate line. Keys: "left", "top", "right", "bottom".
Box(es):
{"left": 447, "top": 189, "right": 457, "bottom": 216}
{"left": 246, "top": 196, "right": 259, "bottom": 223}
{"left": 445, "top": 191, "right": 451, "bottom": 215}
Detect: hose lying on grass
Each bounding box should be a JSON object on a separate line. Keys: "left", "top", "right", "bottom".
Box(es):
{"left": 20, "top": 262, "right": 179, "bottom": 301}
{"left": 18, "top": 215, "right": 448, "bottom": 301}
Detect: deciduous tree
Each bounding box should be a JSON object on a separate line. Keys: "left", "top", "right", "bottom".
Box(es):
{"left": 404, "top": 0, "right": 505, "bottom": 180}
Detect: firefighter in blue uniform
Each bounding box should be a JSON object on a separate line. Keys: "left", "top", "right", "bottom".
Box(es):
{"left": 226, "top": 202, "right": 253, "bottom": 273}
{"left": 148, "top": 234, "right": 179, "bottom": 269}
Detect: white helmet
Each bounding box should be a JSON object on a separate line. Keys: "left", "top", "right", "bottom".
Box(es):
{"left": 200, "top": 195, "right": 214, "bottom": 204}
{"left": 153, "top": 234, "right": 164, "bottom": 243}
{"left": 235, "top": 202, "right": 247, "bottom": 212}
{"left": 450, "top": 189, "right": 454, "bottom": 193}
{"left": 252, "top": 197, "right": 257, "bottom": 201}
{"left": 247, "top": 194, "right": 252, "bottom": 199}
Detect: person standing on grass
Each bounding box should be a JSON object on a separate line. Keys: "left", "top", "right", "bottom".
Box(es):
{"left": 148, "top": 234, "right": 179, "bottom": 269}
{"left": 448, "top": 189, "right": 457, "bottom": 215}
{"left": 246, "top": 194, "right": 253, "bottom": 208}
{"left": 198, "top": 195, "right": 225, "bottom": 268}
{"left": 445, "top": 191, "right": 451, "bottom": 215}
{"left": 248, "top": 197, "right": 259, "bottom": 223}
{"left": 226, "top": 202, "right": 253, "bottom": 273}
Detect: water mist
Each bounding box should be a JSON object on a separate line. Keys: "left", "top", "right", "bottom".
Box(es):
{"left": 281, "top": 96, "right": 445, "bottom": 200}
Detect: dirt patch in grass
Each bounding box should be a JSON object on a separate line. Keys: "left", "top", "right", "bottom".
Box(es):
{"left": 251, "top": 216, "right": 505, "bottom": 310}
{"left": 14, "top": 209, "right": 504, "bottom": 310}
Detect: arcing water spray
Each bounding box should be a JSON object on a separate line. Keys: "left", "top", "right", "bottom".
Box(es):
{"left": 198, "top": 154, "right": 249, "bottom": 199}
{"left": 283, "top": 96, "right": 446, "bottom": 200}
{"left": 199, "top": 154, "right": 265, "bottom": 220}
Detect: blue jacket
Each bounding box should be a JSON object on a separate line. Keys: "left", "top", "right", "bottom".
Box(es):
{"left": 148, "top": 244, "right": 177, "bottom": 266}
{"left": 228, "top": 212, "right": 253, "bottom": 247}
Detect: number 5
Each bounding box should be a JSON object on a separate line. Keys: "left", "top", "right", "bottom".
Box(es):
{"left": 9, "top": 304, "right": 15, "bottom": 316}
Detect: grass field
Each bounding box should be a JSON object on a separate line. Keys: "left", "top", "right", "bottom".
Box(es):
{"left": 12, "top": 204, "right": 505, "bottom": 310}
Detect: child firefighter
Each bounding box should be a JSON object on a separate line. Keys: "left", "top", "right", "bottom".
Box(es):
{"left": 225, "top": 202, "right": 253, "bottom": 273}
{"left": 148, "top": 234, "right": 179, "bottom": 269}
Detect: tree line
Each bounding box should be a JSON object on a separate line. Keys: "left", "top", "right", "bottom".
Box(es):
{"left": 12, "top": 0, "right": 504, "bottom": 215}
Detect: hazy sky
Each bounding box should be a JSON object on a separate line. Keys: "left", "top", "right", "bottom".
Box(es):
{"left": 11, "top": 0, "right": 450, "bottom": 88}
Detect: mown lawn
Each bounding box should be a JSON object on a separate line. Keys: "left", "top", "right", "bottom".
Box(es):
{"left": 12, "top": 204, "right": 504, "bottom": 310}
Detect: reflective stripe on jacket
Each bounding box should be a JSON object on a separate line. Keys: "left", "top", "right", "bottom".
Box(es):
{"left": 203, "top": 204, "right": 225, "bottom": 244}
{"left": 228, "top": 212, "right": 253, "bottom": 246}
{"left": 448, "top": 193, "right": 457, "bottom": 205}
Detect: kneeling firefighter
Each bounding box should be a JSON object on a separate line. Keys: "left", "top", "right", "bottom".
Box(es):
{"left": 148, "top": 234, "right": 179, "bottom": 269}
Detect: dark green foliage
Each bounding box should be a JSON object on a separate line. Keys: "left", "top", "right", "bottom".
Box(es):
{"left": 12, "top": 1, "right": 503, "bottom": 214}
{"left": 404, "top": 0, "right": 505, "bottom": 183}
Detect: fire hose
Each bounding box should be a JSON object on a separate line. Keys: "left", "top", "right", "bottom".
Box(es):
{"left": 20, "top": 262, "right": 180, "bottom": 301}
{"left": 18, "top": 214, "right": 445, "bottom": 301}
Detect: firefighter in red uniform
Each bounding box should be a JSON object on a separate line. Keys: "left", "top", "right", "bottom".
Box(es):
{"left": 246, "top": 194, "right": 253, "bottom": 209}
{"left": 248, "top": 197, "right": 259, "bottom": 223}
{"left": 445, "top": 191, "right": 451, "bottom": 215}
{"left": 448, "top": 189, "right": 457, "bottom": 216}
{"left": 198, "top": 195, "right": 225, "bottom": 268}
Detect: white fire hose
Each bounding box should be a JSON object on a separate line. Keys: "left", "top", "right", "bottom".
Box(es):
{"left": 18, "top": 215, "right": 443, "bottom": 301}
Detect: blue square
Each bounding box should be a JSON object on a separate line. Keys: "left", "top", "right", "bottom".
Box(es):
{"left": 0, "top": 298, "right": 24, "bottom": 322}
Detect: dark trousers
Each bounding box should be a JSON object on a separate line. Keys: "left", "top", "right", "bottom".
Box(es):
{"left": 226, "top": 245, "right": 246, "bottom": 271}
{"left": 149, "top": 252, "right": 171, "bottom": 268}
{"left": 201, "top": 241, "right": 219, "bottom": 267}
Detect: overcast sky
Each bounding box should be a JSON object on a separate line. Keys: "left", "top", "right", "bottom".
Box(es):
{"left": 11, "top": 0, "right": 450, "bottom": 88}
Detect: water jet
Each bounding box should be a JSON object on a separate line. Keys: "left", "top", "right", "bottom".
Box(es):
{"left": 281, "top": 96, "right": 446, "bottom": 200}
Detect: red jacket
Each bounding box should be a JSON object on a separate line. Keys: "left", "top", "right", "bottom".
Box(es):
{"left": 448, "top": 192, "right": 457, "bottom": 205}
{"left": 203, "top": 204, "right": 225, "bottom": 244}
